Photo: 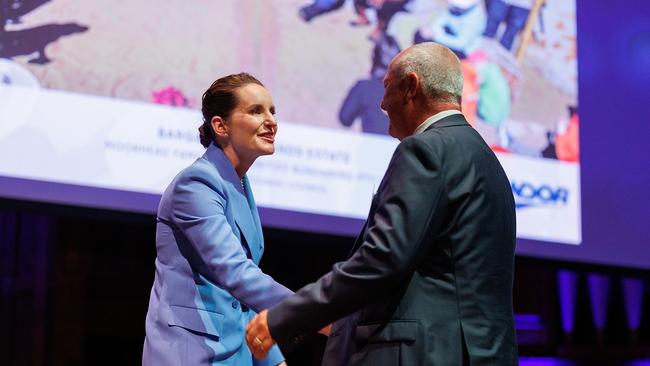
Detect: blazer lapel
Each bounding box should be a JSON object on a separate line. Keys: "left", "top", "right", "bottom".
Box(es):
{"left": 241, "top": 175, "right": 262, "bottom": 263}
{"left": 348, "top": 114, "right": 469, "bottom": 256}
{"left": 204, "top": 145, "right": 262, "bottom": 263}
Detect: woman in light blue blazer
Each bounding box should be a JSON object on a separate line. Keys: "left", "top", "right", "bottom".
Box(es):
{"left": 143, "top": 73, "right": 293, "bottom": 366}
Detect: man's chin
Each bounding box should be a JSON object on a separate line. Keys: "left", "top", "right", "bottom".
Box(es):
{"left": 388, "top": 125, "right": 401, "bottom": 140}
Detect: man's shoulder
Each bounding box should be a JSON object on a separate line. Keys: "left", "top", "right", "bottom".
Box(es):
{"left": 404, "top": 123, "right": 450, "bottom": 147}
{"left": 392, "top": 133, "right": 442, "bottom": 165}
{"left": 397, "top": 116, "right": 479, "bottom": 160}
{"left": 419, "top": 116, "right": 476, "bottom": 143}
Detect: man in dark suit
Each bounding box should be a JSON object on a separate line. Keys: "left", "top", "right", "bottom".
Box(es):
{"left": 247, "top": 42, "right": 518, "bottom": 366}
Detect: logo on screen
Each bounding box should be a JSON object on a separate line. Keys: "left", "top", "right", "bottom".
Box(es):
{"left": 511, "top": 181, "right": 569, "bottom": 209}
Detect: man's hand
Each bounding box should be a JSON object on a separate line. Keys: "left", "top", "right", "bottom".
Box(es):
{"left": 246, "top": 310, "right": 276, "bottom": 359}
{"left": 319, "top": 324, "right": 332, "bottom": 336}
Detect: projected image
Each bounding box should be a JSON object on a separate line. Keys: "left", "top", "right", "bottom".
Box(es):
{"left": 1, "top": 0, "right": 577, "bottom": 158}
{"left": 293, "top": 0, "right": 579, "bottom": 161}
{"left": 0, "top": 0, "right": 581, "bottom": 244}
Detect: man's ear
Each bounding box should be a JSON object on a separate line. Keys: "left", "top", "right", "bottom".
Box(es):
{"left": 405, "top": 72, "right": 419, "bottom": 101}
{"left": 211, "top": 116, "right": 228, "bottom": 139}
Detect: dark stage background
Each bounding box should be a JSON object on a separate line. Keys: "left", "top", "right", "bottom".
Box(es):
{"left": 1, "top": 208, "right": 650, "bottom": 365}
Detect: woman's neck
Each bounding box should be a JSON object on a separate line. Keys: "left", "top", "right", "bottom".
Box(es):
{"left": 221, "top": 145, "right": 252, "bottom": 178}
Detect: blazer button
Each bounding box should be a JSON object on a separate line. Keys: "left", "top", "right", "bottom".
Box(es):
{"left": 232, "top": 301, "right": 238, "bottom": 309}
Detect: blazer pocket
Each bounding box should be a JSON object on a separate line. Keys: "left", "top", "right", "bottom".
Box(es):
{"left": 168, "top": 305, "right": 224, "bottom": 339}
{"left": 354, "top": 319, "right": 419, "bottom": 344}
{"left": 351, "top": 320, "right": 420, "bottom": 366}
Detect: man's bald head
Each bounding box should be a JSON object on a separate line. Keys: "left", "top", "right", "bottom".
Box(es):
{"left": 390, "top": 42, "right": 464, "bottom": 105}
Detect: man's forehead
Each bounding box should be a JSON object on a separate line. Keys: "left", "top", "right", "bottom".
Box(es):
{"left": 384, "top": 62, "right": 397, "bottom": 83}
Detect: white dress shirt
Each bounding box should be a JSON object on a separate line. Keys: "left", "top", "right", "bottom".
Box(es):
{"left": 414, "top": 110, "right": 463, "bottom": 135}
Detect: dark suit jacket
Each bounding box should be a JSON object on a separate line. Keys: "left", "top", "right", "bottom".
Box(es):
{"left": 267, "top": 114, "right": 518, "bottom": 365}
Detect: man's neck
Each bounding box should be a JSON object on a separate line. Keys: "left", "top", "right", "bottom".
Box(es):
{"left": 411, "top": 102, "right": 461, "bottom": 131}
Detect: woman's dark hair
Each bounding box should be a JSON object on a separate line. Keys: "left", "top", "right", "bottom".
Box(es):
{"left": 199, "top": 72, "right": 264, "bottom": 148}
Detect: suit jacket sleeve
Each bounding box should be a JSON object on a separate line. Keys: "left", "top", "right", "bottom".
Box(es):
{"left": 171, "top": 173, "right": 293, "bottom": 312}
{"left": 267, "top": 136, "right": 448, "bottom": 341}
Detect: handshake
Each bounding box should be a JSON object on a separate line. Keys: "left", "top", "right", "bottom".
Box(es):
{"left": 245, "top": 310, "right": 331, "bottom": 360}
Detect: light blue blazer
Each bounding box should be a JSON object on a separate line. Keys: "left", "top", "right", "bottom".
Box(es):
{"left": 143, "top": 143, "right": 293, "bottom": 366}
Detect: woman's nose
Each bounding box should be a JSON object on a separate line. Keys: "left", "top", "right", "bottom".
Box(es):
{"left": 264, "top": 114, "right": 277, "bottom": 130}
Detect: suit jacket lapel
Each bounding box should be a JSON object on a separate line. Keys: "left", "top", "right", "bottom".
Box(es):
{"left": 241, "top": 175, "right": 262, "bottom": 263}
{"left": 348, "top": 114, "right": 469, "bottom": 255}
{"left": 204, "top": 145, "right": 262, "bottom": 264}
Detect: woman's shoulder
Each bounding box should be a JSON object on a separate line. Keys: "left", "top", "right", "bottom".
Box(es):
{"left": 160, "top": 157, "right": 227, "bottom": 208}
{"left": 173, "top": 156, "right": 227, "bottom": 188}
{"left": 158, "top": 157, "right": 229, "bottom": 220}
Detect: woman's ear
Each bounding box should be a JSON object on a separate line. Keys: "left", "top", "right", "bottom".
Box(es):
{"left": 211, "top": 115, "right": 228, "bottom": 139}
